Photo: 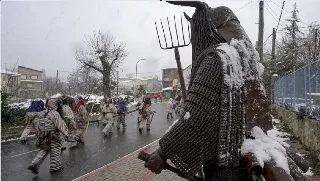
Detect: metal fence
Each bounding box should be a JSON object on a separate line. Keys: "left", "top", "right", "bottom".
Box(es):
{"left": 273, "top": 60, "right": 320, "bottom": 120}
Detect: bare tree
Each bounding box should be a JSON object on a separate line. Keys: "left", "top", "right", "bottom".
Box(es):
{"left": 75, "top": 30, "right": 128, "bottom": 99}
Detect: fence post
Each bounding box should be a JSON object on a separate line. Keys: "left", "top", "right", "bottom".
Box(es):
{"left": 293, "top": 69, "right": 296, "bottom": 109}
{"left": 304, "top": 66, "right": 307, "bottom": 108}
{"left": 308, "top": 60, "right": 312, "bottom": 111}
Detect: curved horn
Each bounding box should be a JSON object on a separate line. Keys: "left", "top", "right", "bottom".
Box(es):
{"left": 166, "top": 1, "right": 207, "bottom": 9}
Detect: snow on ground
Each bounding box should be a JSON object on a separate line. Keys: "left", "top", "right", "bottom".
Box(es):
{"left": 9, "top": 98, "right": 46, "bottom": 109}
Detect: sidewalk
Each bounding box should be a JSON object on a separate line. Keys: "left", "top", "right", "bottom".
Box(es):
{"left": 72, "top": 139, "right": 320, "bottom": 181}
{"left": 72, "top": 139, "right": 186, "bottom": 181}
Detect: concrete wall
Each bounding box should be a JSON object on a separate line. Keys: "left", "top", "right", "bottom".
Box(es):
{"left": 271, "top": 105, "right": 320, "bottom": 160}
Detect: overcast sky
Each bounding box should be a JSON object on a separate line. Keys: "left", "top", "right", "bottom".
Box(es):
{"left": 2, "top": 0, "right": 320, "bottom": 80}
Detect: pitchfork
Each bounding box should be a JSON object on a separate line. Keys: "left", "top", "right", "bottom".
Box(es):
{"left": 154, "top": 15, "right": 191, "bottom": 101}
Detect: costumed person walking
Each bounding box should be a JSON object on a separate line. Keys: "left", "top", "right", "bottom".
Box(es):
{"left": 143, "top": 2, "right": 275, "bottom": 181}
{"left": 73, "top": 97, "right": 88, "bottom": 144}
{"left": 166, "top": 98, "right": 174, "bottom": 119}
{"left": 99, "top": 99, "right": 108, "bottom": 126}
{"left": 28, "top": 99, "right": 68, "bottom": 174}
{"left": 117, "top": 97, "right": 127, "bottom": 130}
{"left": 61, "top": 98, "right": 76, "bottom": 130}
{"left": 158, "top": 92, "right": 163, "bottom": 103}
{"left": 138, "top": 96, "right": 153, "bottom": 133}
{"left": 20, "top": 100, "right": 45, "bottom": 143}
{"left": 102, "top": 99, "right": 117, "bottom": 136}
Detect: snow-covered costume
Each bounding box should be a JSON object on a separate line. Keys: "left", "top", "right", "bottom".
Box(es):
{"left": 61, "top": 104, "right": 76, "bottom": 130}
{"left": 74, "top": 102, "right": 87, "bottom": 143}
{"left": 144, "top": 3, "right": 271, "bottom": 181}
{"left": 28, "top": 99, "right": 68, "bottom": 174}
{"left": 100, "top": 100, "right": 108, "bottom": 125}
{"left": 102, "top": 101, "right": 117, "bottom": 136}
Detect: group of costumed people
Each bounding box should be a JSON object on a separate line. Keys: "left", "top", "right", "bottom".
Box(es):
{"left": 19, "top": 93, "right": 156, "bottom": 174}
{"left": 19, "top": 95, "right": 88, "bottom": 174}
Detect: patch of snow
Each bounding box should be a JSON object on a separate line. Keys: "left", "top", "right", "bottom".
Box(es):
{"left": 184, "top": 112, "right": 190, "bottom": 120}
{"left": 267, "top": 128, "right": 290, "bottom": 147}
{"left": 272, "top": 118, "right": 281, "bottom": 124}
{"left": 51, "top": 93, "right": 62, "bottom": 98}
{"left": 305, "top": 168, "right": 314, "bottom": 176}
{"left": 241, "top": 126, "right": 290, "bottom": 174}
{"left": 296, "top": 153, "right": 305, "bottom": 157}
{"left": 1, "top": 70, "right": 21, "bottom": 76}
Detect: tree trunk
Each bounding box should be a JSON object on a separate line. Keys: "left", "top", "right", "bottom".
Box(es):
{"left": 103, "top": 71, "right": 111, "bottom": 100}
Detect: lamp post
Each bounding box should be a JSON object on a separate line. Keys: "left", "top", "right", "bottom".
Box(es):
{"left": 135, "top": 59, "right": 146, "bottom": 97}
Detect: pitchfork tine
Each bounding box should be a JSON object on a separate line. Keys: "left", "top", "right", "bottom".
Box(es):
{"left": 181, "top": 15, "right": 186, "bottom": 45}
{"left": 174, "top": 16, "right": 179, "bottom": 46}
{"left": 167, "top": 17, "right": 174, "bottom": 47}
{"left": 155, "top": 21, "right": 163, "bottom": 49}
{"left": 160, "top": 19, "right": 168, "bottom": 48}
{"left": 187, "top": 22, "right": 191, "bottom": 44}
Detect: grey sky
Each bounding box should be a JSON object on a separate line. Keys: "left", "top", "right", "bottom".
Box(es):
{"left": 2, "top": 0, "right": 320, "bottom": 80}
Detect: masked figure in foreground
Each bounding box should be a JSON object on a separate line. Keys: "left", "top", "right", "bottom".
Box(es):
{"left": 28, "top": 99, "right": 68, "bottom": 174}
{"left": 144, "top": 2, "right": 273, "bottom": 180}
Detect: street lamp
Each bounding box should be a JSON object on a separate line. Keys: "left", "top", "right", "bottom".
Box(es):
{"left": 135, "top": 58, "right": 146, "bottom": 97}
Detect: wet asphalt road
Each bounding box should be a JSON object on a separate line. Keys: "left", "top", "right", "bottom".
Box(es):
{"left": 1, "top": 102, "right": 177, "bottom": 181}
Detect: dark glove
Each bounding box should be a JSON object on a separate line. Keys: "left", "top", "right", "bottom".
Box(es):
{"left": 144, "top": 148, "right": 167, "bottom": 174}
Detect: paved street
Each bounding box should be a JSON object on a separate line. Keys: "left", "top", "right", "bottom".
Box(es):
{"left": 1, "top": 102, "right": 176, "bottom": 181}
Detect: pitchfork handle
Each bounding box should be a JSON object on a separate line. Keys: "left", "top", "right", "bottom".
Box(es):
{"left": 138, "top": 151, "right": 204, "bottom": 181}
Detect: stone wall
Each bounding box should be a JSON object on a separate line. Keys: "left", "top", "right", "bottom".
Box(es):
{"left": 271, "top": 105, "right": 320, "bottom": 160}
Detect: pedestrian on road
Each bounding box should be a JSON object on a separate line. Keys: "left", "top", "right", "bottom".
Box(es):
{"left": 99, "top": 99, "right": 108, "bottom": 125}
{"left": 153, "top": 93, "right": 158, "bottom": 103}
{"left": 102, "top": 99, "right": 117, "bottom": 136}
{"left": 138, "top": 96, "right": 153, "bottom": 133}
{"left": 159, "top": 92, "right": 163, "bottom": 103}
{"left": 167, "top": 98, "right": 174, "bottom": 119}
{"left": 117, "top": 97, "right": 127, "bottom": 130}
{"left": 73, "top": 97, "right": 88, "bottom": 144}
{"left": 28, "top": 99, "right": 68, "bottom": 174}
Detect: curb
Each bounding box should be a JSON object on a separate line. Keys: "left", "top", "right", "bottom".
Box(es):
{"left": 72, "top": 138, "right": 160, "bottom": 181}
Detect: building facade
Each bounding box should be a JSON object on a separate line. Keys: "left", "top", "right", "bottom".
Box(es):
{"left": 18, "top": 66, "right": 44, "bottom": 98}
{"left": 1, "top": 70, "right": 21, "bottom": 95}
{"left": 162, "top": 68, "right": 178, "bottom": 88}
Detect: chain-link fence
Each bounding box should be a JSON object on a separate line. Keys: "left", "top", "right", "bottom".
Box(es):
{"left": 274, "top": 60, "right": 320, "bottom": 120}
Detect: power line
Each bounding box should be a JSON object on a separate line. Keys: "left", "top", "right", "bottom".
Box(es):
{"left": 265, "top": 4, "right": 286, "bottom": 30}
{"left": 235, "top": 0, "right": 252, "bottom": 12}
{"left": 264, "top": 33, "right": 273, "bottom": 44}
{"left": 265, "top": 0, "right": 279, "bottom": 18}
{"left": 268, "top": 0, "right": 309, "bottom": 26}
{"left": 276, "top": 1, "right": 285, "bottom": 32}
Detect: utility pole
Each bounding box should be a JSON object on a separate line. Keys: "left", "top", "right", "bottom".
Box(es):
{"left": 314, "top": 29, "right": 319, "bottom": 60}
{"left": 258, "top": 1, "right": 264, "bottom": 62}
{"left": 56, "top": 70, "right": 59, "bottom": 92}
{"left": 271, "top": 27, "right": 276, "bottom": 104}
{"left": 117, "top": 71, "right": 119, "bottom": 96}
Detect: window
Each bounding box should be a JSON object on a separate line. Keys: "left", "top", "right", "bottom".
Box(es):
{"left": 31, "top": 75, "right": 38, "bottom": 80}
{"left": 21, "top": 74, "right": 27, "bottom": 79}
{"left": 27, "top": 84, "right": 33, "bottom": 88}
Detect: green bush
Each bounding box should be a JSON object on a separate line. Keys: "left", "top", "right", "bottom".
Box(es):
{"left": 1, "top": 91, "right": 26, "bottom": 126}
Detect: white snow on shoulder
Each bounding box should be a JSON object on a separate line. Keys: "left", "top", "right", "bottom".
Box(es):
{"left": 217, "top": 39, "right": 264, "bottom": 90}
{"left": 241, "top": 126, "right": 290, "bottom": 174}
{"left": 184, "top": 112, "right": 190, "bottom": 120}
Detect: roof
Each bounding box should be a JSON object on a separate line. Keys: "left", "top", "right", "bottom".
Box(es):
{"left": 18, "top": 66, "right": 43, "bottom": 73}
{"left": 1, "top": 70, "right": 21, "bottom": 76}
{"left": 20, "top": 80, "right": 44, "bottom": 83}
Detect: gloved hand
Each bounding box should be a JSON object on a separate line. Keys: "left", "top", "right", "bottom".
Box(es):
{"left": 144, "top": 148, "right": 167, "bottom": 174}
